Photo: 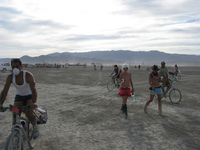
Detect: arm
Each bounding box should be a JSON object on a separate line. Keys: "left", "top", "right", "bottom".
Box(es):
{"left": 117, "top": 69, "right": 120, "bottom": 76}
{"left": 148, "top": 73, "right": 155, "bottom": 91}
{"left": 26, "top": 72, "right": 37, "bottom": 103}
{"left": 129, "top": 73, "right": 134, "bottom": 94}
{"left": 166, "top": 68, "right": 169, "bottom": 79}
{"left": 118, "top": 73, "right": 123, "bottom": 83}
{"left": 0, "top": 75, "right": 12, "bottom": 109}
{"left": 110, "top": 70, "right": 114, "bottom": 76}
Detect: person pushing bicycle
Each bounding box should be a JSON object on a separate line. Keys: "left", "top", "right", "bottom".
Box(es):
{"left": 0, "top": 58, "right": 39, "bottom": 139}
{"left": 159, "top": 61, "right": 170, "bottom": 94}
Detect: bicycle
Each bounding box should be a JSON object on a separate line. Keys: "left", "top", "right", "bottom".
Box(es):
{"left": 1, "top": 104, "right": 47, "bottom": 150}
{"left": 169, "top": 71, "right": 181, "bottom": 82}
{"left": 107, "top": 76, "right": 120, "bottom": 91}
{"left": 161, "top": 79, "right": 182, "bottom": 104}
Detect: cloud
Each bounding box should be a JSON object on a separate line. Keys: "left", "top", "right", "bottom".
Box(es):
{"left": 66, "top": 34, "right": 121, "bottom": 41}
{"left": 0, "top": 0, "right": 200, "bottom": 57}
{"left": 0, "top": 6, "right": 22, "bottom": 19}
{"left": 120, "top": 0, "right": 200, "bottom": 17}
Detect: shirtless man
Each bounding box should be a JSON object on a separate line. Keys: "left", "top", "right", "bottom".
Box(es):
{"left": 144, "top": 65, "right": 163, "bottom": 115}
{"left": 118, "top": 64, "right": 134, "bottom": 118}
{"left": 0, "top": 58, "right": 39, "bottom": 139}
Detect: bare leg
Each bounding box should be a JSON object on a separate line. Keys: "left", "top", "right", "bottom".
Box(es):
{"left": 25, "top": 100, "right": 37, "bottom": 125}
{"left": 157, "top": 94, "right": 162, "bottom": 115}
{"left": 122, "top": 96, "right": 128, "bottom": 118}
{"left": 13, "top": 101, "right": 24, "bottom": 125}
{"left": 144, "top": 95, "right": 154, "bottom": 113}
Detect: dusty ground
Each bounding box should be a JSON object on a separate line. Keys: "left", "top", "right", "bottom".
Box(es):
{"left": 0, "top": 66, "right": 200, "bottom": 150}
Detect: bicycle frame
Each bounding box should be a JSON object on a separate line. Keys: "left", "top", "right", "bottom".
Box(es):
{"left": 10, "top": 114, "right": 29, "bottom": 149}
{"left": 2, "top": 105, "right": 36, "bottom": 150}
{"left": 165, "top": 83, "right": 173, "bottom": 94}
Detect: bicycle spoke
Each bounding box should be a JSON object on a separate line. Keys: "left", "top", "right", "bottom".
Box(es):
{"left": 27, "top": 121, "right": 35, "bottom": 149}
{"left": 5, "top": 131, "right": 22, "bottom": 150}
{"left": 169, "top": 89, "right": 182, "bottom": 104}
{"left": 107, "top": 80, "right": 115, "bottom": 91}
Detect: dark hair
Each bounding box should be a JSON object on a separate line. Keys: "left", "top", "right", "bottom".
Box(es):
{"left": 114, "top": 65, "right": 118, "bottom": 67}
{"left": 11, "top": 58, "right": 22, "bottom": 66}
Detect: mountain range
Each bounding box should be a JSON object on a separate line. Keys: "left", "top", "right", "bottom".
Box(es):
{"left": 1, "top": 50, "right": 200, "bottom": 66}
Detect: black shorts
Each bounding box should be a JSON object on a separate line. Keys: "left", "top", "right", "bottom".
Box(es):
{"left": 115, "top": 74, "right": 120, "bottom": 79}
{"left": 14, "top": 94, "right": 32, "bottom": 102}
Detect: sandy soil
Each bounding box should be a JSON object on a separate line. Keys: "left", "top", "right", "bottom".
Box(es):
{"left": 0, "top": 66, "right": 200, "bottom": 150}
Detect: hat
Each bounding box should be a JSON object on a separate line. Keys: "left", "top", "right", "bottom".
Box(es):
{"left": 122, "top": 63, "right": 129, "bottom": 69}
{"left": 151, "top": 65, "right": 159, "bottom": 71}
{"left": 161, "top": 61, "right": 165, "bottom": 64}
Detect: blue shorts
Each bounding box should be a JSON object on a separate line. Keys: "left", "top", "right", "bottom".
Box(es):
{"left": 149, "top": 86, "right": 163, "bottom": 95}
{"left": 14, "top": 94, "right": 32, "bottom": 102}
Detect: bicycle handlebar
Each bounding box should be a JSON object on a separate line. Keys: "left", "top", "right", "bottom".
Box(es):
{"left": 1, "top": 105, "right": 31, "bottom": 113}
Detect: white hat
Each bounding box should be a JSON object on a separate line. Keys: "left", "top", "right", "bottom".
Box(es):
{"left": 122, "top": 63, "right": 129, "bottom": 70}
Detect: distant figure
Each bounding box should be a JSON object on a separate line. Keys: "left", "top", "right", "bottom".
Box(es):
{"left": 94, "top": 64, "right": 96, "bottom": 70}
{"left": 173, "top": 64, "right": 179, "bottom": 76}
{"left": 138, "top": 65, "right": 141, "bottom": 70}
{"left": 144, "top": 65, "right": 163, "bottom": 115}
{"left": 110, "top": 65, "right": 121, "bottom": 86}
{"left": 84, "top": 63, "right": 86, "bottom": 68}
{"left": 118, "top": 64, "right": 134, "bottom": 119}
{"left": 100, "top": 64, "right": 103, "bottom": 70}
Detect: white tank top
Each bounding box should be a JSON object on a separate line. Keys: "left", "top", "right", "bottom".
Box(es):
{"left": 12, "top": 70, "right": 32, "bottom": 96}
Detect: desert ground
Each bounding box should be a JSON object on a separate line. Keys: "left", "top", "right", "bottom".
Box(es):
{"left": 0, "top": 65, "right": 200, "bottom": 150}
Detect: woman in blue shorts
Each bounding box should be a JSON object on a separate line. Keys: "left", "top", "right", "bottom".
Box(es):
{"left": 144, "top": 65, "right": 163, "bottom": 115}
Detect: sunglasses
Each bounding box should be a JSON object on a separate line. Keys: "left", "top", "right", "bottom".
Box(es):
{"left": 123, "top": 68, "right": 128, "bottom": 70}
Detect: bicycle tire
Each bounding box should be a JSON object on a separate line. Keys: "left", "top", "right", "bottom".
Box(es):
{"left": 176, "top": 75, "right": 181, "bottom": 82}
{"left": 169, "top": 88, "right": 182, "bottom": 104}
{"left": 5, "top": 130, "right": 23, "bottom": 150}
{"left": 107, "top": 80, "right": 114, "bottom": 91}
{"left": 27, "top": 121, "right": 35, "bottom": 149}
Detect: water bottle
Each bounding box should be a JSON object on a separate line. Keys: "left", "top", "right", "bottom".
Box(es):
{"left": 132, "top": 94, "right": 136, "bottom": 101}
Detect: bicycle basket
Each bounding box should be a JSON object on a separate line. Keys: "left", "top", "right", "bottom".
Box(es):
{"left": 35, "top": 107, "right": 48, "bottom": 124}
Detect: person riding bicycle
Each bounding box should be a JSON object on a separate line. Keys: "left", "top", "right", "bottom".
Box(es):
{"left": 0, "top": 58, "right": 39, "bottom": 139}
{"left": 110, "top": 65, "right": 122, "bottom": 86}
{"left": 159, "top": 61, "right": 170, "bottom": 93}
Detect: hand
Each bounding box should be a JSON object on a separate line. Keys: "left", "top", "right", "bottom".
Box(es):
{"left": 30, "top": 103, "right": 38, "bottom": 110}
{"left": 132, "top": 88, "right": 134, "bottom": 94}
{"left": 152, "top": 87, "right": 156, "bottom": 91}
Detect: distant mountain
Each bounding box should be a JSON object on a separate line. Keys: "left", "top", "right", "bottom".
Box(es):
{"left": 1, "top": 50, "right": 200, "bottom": 66}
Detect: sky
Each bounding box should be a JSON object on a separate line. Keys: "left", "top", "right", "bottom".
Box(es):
{"left": 0, "top": 0, "right": 200, "bottom": 58}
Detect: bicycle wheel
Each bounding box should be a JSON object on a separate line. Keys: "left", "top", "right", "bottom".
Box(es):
{"left": 176, "top": 75, "right": 181, "bottom": 82}
{"left": 169, "top": 88, "right": 182, "bottom": 104}
{"left": 107, "top": 80, "right": 115, "bottom": 91}
{"left": 27, "top": 121, "right": 35, "bottom": 149}
{"left": 5, "top": 130, "right": 23, "bottom": 150}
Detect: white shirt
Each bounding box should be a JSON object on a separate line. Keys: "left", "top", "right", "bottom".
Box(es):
{"left": 12, "top": 70, "right": 32, "bottom": 96}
